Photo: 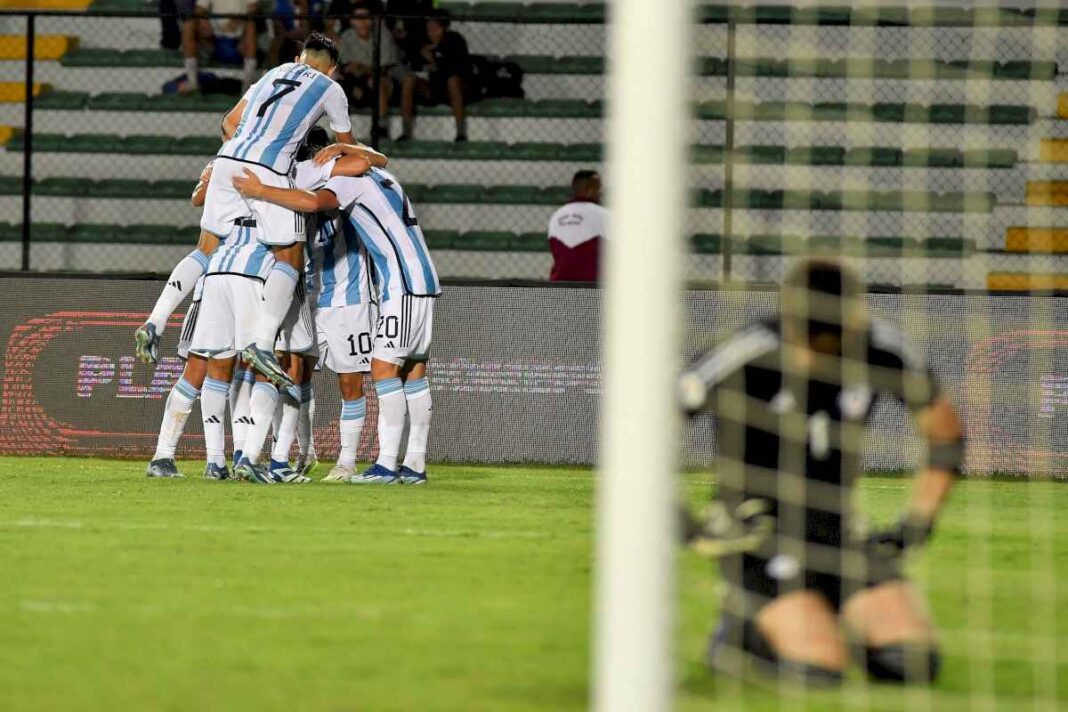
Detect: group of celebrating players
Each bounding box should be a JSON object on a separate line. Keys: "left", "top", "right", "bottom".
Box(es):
{"left": 134, "top": 32, "right": 438, "bottom": 486}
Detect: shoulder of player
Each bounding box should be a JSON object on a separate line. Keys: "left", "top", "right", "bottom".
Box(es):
{"left": 868, "top": 318, "right": 923, "bottom": 367}
{"left": 685, "top": 321, "right": 781, "bottom": 387}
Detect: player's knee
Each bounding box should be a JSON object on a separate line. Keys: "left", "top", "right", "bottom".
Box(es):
{"left": 862, "top": 644, "right": 942, "bottom": 683}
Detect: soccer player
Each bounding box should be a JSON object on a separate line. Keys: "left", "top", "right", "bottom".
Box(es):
{"left": 232, "top": 161, "right": 439, "bottom": 485}
{"left": 678, "top": 259, "right": 963, "bottom": 685}
{"left": 136, "top": 33, "right": 356, "bottom": 389}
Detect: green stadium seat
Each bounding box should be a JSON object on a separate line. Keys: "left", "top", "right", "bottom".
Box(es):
{"left": 0, "top": 222, "right": 19, "bottom": 241}
{"left": 150, "top": 181, "right": 195, "bottom": 199}
{"left": 809, "top": 191, "right": 844, "bottom": 210}
{"left": 695, "top": 189, "right": 722, "bottom": 208}
{"left": 696, "top": 5, "right": 729, "bottom": 23}
{"left": 923, "top": 237, "right": 975, "bottom": 256}
{"left": 929, "top": 104, "right": 967, "bottom": 124}
{"left": 86, "top": 92, "right": 146, "bottom": 111}
{"left": 148, "top": 93, "right": 234, "bottom": 112}
{"left": 88, "top": 179, "right": 151, "bottom": 198}
{"left": 964, "top": 149, "right": 1017, "bottom": 168}
{"left": 696, "top": 57, "right": 728, "bottom": 77}
{"left": 904, "top": 148, "right": 964, "bottom": 168}
{"left": 29, "top": 223, "right": 71, "bottom": 241}
{"left": 422, "top": 230, "right": 458, "bottom": 250}
{"left": 60, "top": 47, "right": 125, "bottom": 67}
{"left": 865, "top": 237, "right": 912, "bottom": 256}
{"left": 987, "top": 105, "right": 1035, "bottom": 124}
{"left": 747, "top": 5, "right": 794, "bottom": 24}
{"left": 690, "top": 144, "right": 724, "bottom": 164}
{"left": 556, "top": 56, "right": 603, "bottom": 74}
{"left": 744, "top": 190, "right": 785, "bottom": 210}
{"left": 425, "top": 185, "right": 483, "bottom": 204}
{"left": 808, "top": 235, "right": 843, "bottom": 253}
{"left": 846, "top": 147, "right": 902, "bottom": 167}
{"left": 690, "top": 234, "right": 722, "bottom": 254}
{"left": 481, "top": 186, "right": 545, "bottom": 205}
{"left": 788, "top": 146, "right": 846, "bottom": 166}
{"left": 457, "top": 231, "right": 513, "bottom": 250}
{"left": 66, "top": 134, "right": 124, "bottom": 153}
{"left": 512, "top": 232, "right": 548, "bottom": 252}
{"left": 35, "top": 177, "right": 87, "bottom": 196}
{"left": 695, "top": 101, "right": 727, "bottom": 120}
{"left": 739, "top": 145, "right": 783, "bottom": 164}
{"left": 540, "top": 186, "right": 571, "bottom": 204}
{"left": 34, "top": 91, "right": 88, "bottom": 110}
{"left": 801, "top": 6, "right": 853, "bottom": 25}
{"left": 0, "top": 176, "right": 22, "bottom": 195}
{"left": 510, "top": 142, "right": 570, "bottom": 161}
{"left": 872, "top": 103, "right": 908, "bottom": 122}
{"left": 462, "top": 2, "right": 524, "bottom": 21}
{"left": 465, "top": 98, "right": 525, "bottom": 118}
{"left": 123, "top": 49, "right": 183, "bottom": 68}
{"left": 174, "top": 136, "right": 222, "bottom": 155}
{"left": 741, "top": 235, "right": 784, "bottom": 255}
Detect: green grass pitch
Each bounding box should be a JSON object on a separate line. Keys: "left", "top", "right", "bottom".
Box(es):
{"left": 0, "top": 457, "right": 1065, "bottom": 711}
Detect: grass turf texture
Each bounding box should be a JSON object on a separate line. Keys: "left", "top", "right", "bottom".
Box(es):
{"left": 0, "top": 458, "right": 1064, "bottom": 711}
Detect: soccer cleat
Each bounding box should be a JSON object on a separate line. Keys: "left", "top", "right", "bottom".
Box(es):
{"left": 274, "top": 468, "right": 312, "bottom": 484}
{"left": 134, "top": 322, "right": 161, "bottom": 365}
{"left": 347, "top": 463, "right": 400, "bottom": 485}
{"left": 322, "top": 464, "right": 354, "bottom": 482}
{"left": 203, "top": 462, "right": 233, "bottom": 481}
{"left": 241, "top": 344, "right": 294, "bottom": 388}
{"left": 232, "top": 450, "right": 243, "bottom": 469}
{"left": 146, "top": 458, "right": 184, "bottom": 478}
{"left": 398, "top": 466, "right": 427, "bottom": 485}
{"left": 294, "top": 448, "right": 319, "bottom": 478}
{"left": 235, "top": 457, "right": 274, "bottom": 485}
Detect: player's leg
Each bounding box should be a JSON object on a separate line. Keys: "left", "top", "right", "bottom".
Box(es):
{"left": 135, "top": 231, "right": 219, "bottom": 364}
{"left": 267, "top": 352, "right": 307, "bottom": 481}
{"left": 324, "top": 371, "right": 365, "bottom": 482}
{"left": 842, "top": 580, "right": 941, "bottom": 682}
{"left": 397, "top": 360, "right": 430, "bottom": 484}
{"left": 201, "top": 356, "right": 237, "bottom": 480}
{"left": 294, "top": 357, "right": 318, "bottom": 477}
{"left": 229, "top": 361, "right": 255, "bottom": 465}
{"left": 147, "top": 354, "right": 209, "bottom": 478}
{"left": 234, "top": 373, "right": 280, "bottom": 484}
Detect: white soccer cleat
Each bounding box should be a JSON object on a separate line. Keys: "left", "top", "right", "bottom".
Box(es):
{"left": 322, "top": 464, "right": 355, "bottom": 482}
{"left": 295, "top": 448, "right": 319, "bottom": 478}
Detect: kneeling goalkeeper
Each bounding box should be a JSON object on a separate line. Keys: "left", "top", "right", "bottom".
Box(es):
{"left": 679, "top": 259, "right": 963, "bottom": 685}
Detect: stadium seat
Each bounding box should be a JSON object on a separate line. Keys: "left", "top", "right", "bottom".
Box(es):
{"left": 481, "top": 186, "right": 546, "bottom": 205}
{"left": 0, "top": 176, "right": 22, "bottom": 195}
{"left": 987, "top": 273, "right": 1068, "bottom": 291}
{"left": 923, "top": 237, "right": 975, "bottom": 256}
{"left": 35, "top": 177, "right": 88, "bottom": 196}
{"left": 690, "top": 234, "right": 722, "bottom": 254}
{"left": 87, "top": 92, "right": 147, "bottom": 111}
{"left": 847, "top": 147, "right": 902, "bottom": 167}
{"left": 422, "top": 230, "right": 458, "bottom": 250}
{"left": 1004, "top": 227, "right": 1068, "bottom": 253}
{"left": 0, "top": 35, "right": 77, "bottom": 61}
{"left": 1026, "top": 181, "right": 1068, "bottom": 207}
{"left": 511, "top": 232, "right": 548, "bottom": 252}
{"left": 456, "top": 231, "right": 513, "bottom": 250}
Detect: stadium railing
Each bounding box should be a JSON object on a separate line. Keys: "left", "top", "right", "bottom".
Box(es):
{"left": 0, "top": 4, "right": 1064, "bottom": 292}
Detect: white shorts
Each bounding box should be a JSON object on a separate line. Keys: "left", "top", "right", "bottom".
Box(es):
{"left": 316, "top": 302, "right": 376, "bottom": 373}
{"left": 275, "top": 282, "right": 318, "bottom": 355}
{"left": 200, "top": 157, "right": 306, "bottom": 246}
{"left": 176, "top": 298, "right": 201, "bottom": 361}
{"left": 373, "top": 294, "right": 434, "bottom": 365}
{"left": 188, "top": 274, "right": 262, "bottom": 359}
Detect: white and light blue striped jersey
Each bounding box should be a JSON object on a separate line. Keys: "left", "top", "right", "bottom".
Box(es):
{"left": 219, "top": 62, "right": 351, "bottom": 175}
{"left": 205, "top": 220, "right": 275, "bottom": 280}
{"left": 308, "top": 214, "right": 374, "bottom": 308}
{"left": 324, "top": 167, "right": 440, "bottom": 300}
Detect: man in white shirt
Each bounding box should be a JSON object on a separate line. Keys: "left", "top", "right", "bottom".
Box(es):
{"left": 547, "top": 170, "right": 607, "bottom": 282}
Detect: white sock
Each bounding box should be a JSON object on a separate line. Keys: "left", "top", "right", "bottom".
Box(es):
{"left": 242, "top": 381, "right": 279, "bottom": 465}
{"left": 402, "top": 378, "right": 431, "bottom": 473}
{"left": 297, "top": 382, "right": 315, "bottom": 456}
{"left": 230, "top": 367, "right": 255, "bottom": 456}
{"left": 148, "top": 250, "right": 209, "bottom": 334}
{"left": 270, "top": 384, "right": 301, "bottom": 463}
{"left": 242, "top": 57, "right": 257, "bottom": 88}
{"left": 338, "top": 397, "right": 366, "bottom": 469}
{"left": 373, "top": 378, "right": 406, "bottom": 471}
{"left": 252, "top": 262, "right": 299, "bottom": 349}
{"left": 185, "top": 56, "right": 199, "bottom": 87}
{"left": 201, "top": 377, "right": 230, "bottom": 467}
{"left": 152, "top": 377, "right": 199, "bottom": 461}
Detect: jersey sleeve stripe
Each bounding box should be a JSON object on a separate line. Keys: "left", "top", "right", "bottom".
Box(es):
{"left": 692, "top": 326, "right": 779, "bottom": 387}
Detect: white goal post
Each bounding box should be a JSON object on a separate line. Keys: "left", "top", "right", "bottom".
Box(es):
{"left": 594, "top": 0, "right": 693, "bottom": 709}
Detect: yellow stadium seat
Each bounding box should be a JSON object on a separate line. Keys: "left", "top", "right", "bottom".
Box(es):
{"left": 0, "top": 35, "right": 77, "bottom": 61}
{"left": 0, "top": 82, "right": 50, "bottom": 102}
{"left": 1039, "top": 138, "right": 1068, "bottom": 163}
{"left": 1005, "top": 227, "right": 1068, "bottom": 253}
{"left": 1025, "top": 181, "right": 1068, "bottom": 207}
{"left": 0, "top": 0, "right": 91, "bottom": 9}
{"left": 987, "top": 273, "right": 1068, "bottom": 291}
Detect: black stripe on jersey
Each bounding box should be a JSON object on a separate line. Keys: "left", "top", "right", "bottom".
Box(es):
{"left": 215, "top": 154, "right": 290, "bottom": 177}
{"left": 203, "top": 272, "right": 266, "bottom": 283}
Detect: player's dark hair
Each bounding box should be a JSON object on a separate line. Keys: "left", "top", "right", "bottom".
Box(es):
{"left": 302, "top": 32, "right": 340, "bottom": 66}
{"left": 428, "top": 8, "right": 451, "bottom": 27}
{"left": 782, "top": 259, "right": 863, "bottom": 349}
{"left": 296, "top": 126, "right": 333, "bottom": 161}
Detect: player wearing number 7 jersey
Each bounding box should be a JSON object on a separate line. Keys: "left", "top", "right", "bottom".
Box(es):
{"left": 137, "top": 33, "right": 356, "bottom": 390}
{"left": 233, "top": 162, "right": 439, "bottom": 486}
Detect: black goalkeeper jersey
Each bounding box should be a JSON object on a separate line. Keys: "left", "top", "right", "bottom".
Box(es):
{"left": 680, "top": 318, "right": 940, "bottom": 549}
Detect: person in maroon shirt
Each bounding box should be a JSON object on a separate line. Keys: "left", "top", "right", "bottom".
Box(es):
{"left": 547, "top": 170, "right": 607, "bottom": 282}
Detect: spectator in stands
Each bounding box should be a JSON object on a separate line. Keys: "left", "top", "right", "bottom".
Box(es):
{"left": 181, "top": 0, "right": 259, "bottom": 93}
{"left": 547, "top": 170, "right": 607, "bottom": 282}
{"left": 398, "top": 9, "right": 470, "bottom": 142}
{"left": 339, "top": 6, "right": 399, "bottom": 136}
{"left": 385, "top": 0, "right": 433, "bottom": 69}
{"left": 326, "top": 0, "right": 381, "bottom": 34}
{"left": 160, "top": 0, "right": 196, "bottom": 51}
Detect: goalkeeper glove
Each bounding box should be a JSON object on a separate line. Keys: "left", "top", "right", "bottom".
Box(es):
{"left": 866, "top": 512, "right": 934, "bottom": 557}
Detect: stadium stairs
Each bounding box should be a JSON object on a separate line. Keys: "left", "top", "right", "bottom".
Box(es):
{"left": 0, "top": 1, "right": 1064, "bottom": 288}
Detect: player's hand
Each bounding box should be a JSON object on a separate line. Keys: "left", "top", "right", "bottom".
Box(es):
{"left": 232, "top": 168, "right": 263, "bottom": 198}
{"left": 198, "top": 161, "right": 214, "bottom": 184}
{"left": 866, "top": 512, "right": 934, "bottom": 557}
{"left": 313, "top": 143, "right": 348, "bottom": 165}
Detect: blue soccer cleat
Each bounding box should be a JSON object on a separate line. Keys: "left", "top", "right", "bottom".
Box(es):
{"left": 269, "top": 459, "right": 311, "bottom": 484}
{"left": 347, "top": 463, "right": 400, "bottom": 485}
{"left": 241, "top": 344, "right": 294, "bottom": 388}
{"left": 232, "top": 450, "right": 243, "bottom": 469}
{"left": 146, "top": 458, "right": 184, "bottom": 478}
{"left": 203, "top": 462, "right": 233, "bottom": 481}
{"left": 134, "top": 322, "right": 161, "bottom": 365}
{"left": 398, "top": 466, "right": 427, "bottom": 485}
{"left": 235, "top": 457, "right": 274, "bottom": 484}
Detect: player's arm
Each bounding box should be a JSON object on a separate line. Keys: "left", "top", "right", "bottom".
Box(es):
{"left": 313, "top": 142, "right": 388, "bottom": 168}
{"left": 191, "top": 162, "right": 214, "bottom": 207}
{"left": 323, "top": 82, "right": 355, "bottom": 146}
{"left": 232, "top": 168, "right": 340, "bottom": 212}
{"left": 222, "top": 99, "right": 248, "bottom": 140}
{"left": 892, "top": 395, "right": 962, "bottom": 541}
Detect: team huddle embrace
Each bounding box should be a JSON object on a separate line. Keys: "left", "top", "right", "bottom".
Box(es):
{"left": 134, "top": 33, "right": 439, "bottom": 486}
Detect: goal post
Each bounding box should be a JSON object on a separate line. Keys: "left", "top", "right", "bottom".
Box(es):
{"left": 593, "top": 0, "right": 693, "bottom": 709}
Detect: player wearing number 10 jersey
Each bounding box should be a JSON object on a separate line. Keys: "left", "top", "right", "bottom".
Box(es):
{"left": 232, "top": 162, "right": 438, "bottom": 486}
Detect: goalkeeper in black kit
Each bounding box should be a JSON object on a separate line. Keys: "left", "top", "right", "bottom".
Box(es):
{"left": 678, "top": 259, "right": 964, "bottom": 685}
